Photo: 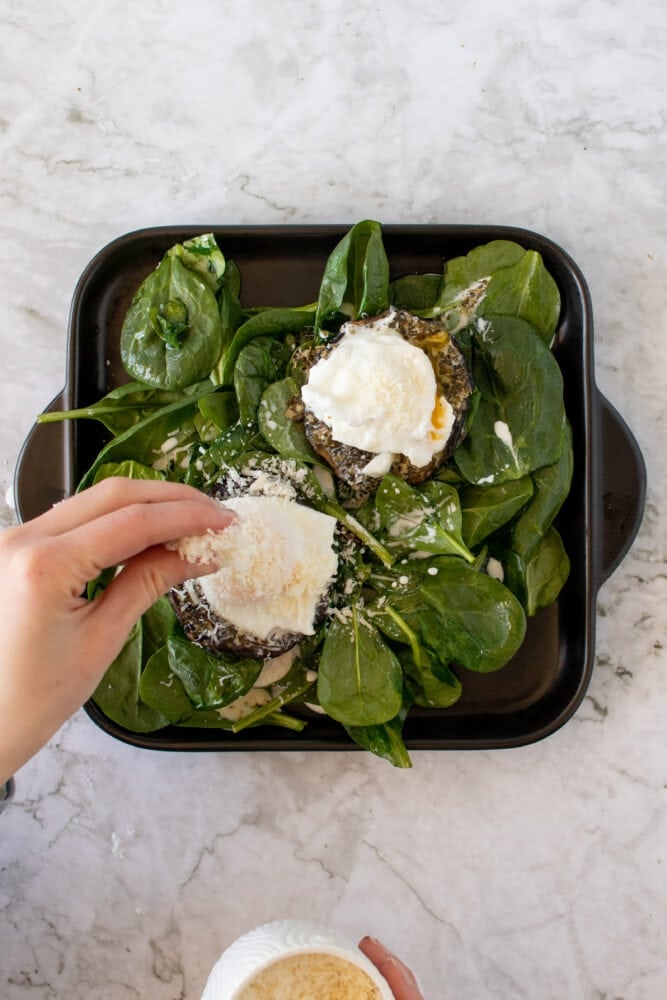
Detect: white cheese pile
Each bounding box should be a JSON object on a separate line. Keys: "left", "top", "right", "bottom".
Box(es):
{"left": 300, "top": 309, "right": 454, "bottom": 473}
{"left": 171, "top": 495, "right": 338, "bottom": 640}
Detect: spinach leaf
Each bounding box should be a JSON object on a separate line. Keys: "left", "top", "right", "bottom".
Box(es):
{"left": 36, "top": 382, "right": 191, "bottom": 435}
{"left": 500, "top": 526, "right": 571, "bottom": 616}
{"left": 231, "top": 659, "right": 315, "bottom": 733}
{"left": 92, "top": 607, "right": 173, "bottom": 732}
{"left": 428, "top": 241, "right": 560, "bottom": 343}
{"left": 317, "top": 608, "right": 403, "bottom": 726}
{"left": 222, "top": 307, "right": 316, "bottom": 383}
{"left": 509, "top": 422, "right": 574, "bottom": 559}
{"left": 482, "top": 251, "right": 561, "bottom": 344}
{"left": 454, "top": 316, "right": 566, "bottom": 486}
{"left": 92, "top": 460, "right": 165, "bottom": 485}
{"left": 234, "top": 336, "right": 291, "bottom": 427}
{"left": 387, "top": 560, "right": 526, "bottom": 673}
{"left": 441, "top": 240, "right": 527, "bottom": 302}
{"left": 375, "top": 474, "right": 474, "bottom": 562}
{"left": 139, "top": 646, "right": 194, "bottom": 723}
{"left": 121, "top": 254, "right": 223, "bottom": 389}
{"left": 459, "top": 476, "right": 534, "bottom": 549}
{"left": 258, "top": 375, "right": 321, "bottom": 464}
{"left": 167, "top": 232, "right": 226, "bottom": 293}
{"left": 197, "top": 391, "right": 237, "bottom": 431}
{"left": 344, "top": 703, "right": 412, "bottom": 769}
{"left": 77, "top": 385, "right": 218, "bottom": 489}
{"left": 211, "top": 259, "right": 244, "bottom": 385}
{"left": 389, "top": 273, "right": 442, "bottom": 311}
{"left": 314, "top": 220, "right": 389, "bottom": 337}
{"left": 371, "top": 603, "right": 462, "bottom": 709}
{"left": 167, "top": 632, "right": 262, "bottom": 710}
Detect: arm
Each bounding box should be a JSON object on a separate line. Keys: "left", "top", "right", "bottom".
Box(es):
{"left": 0, "top": 478, "right": 235, "bottom": 784}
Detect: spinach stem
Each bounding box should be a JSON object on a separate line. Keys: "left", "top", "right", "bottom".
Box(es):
{"left": 322, "top": 501, "right": 394, "bottom": 567}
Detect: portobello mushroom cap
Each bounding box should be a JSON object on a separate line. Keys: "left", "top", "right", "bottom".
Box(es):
{"left": 289, "top": 307, "right": 473, "bottom": 494}
{"left": 170, "top": 472, "right": 336, "bottom": 660}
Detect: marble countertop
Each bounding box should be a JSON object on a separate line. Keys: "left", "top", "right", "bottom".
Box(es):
{"left": 1, "top": 2, "right": 665, "bottom": 997}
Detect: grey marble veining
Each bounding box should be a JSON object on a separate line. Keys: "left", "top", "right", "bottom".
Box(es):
{"left": 1, "top": 2, "right": 666, "bottom": 998}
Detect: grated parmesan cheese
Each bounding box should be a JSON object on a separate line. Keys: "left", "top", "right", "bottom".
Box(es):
{"left": 171, "top": 495, "right": 338, "bottom": 640}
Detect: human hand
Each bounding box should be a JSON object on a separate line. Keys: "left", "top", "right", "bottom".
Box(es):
{"left": 0, "top": 478, "right": 235, "bottom": 783}
{"left": 359, "top": 936, "right": 425, "bottom": 999}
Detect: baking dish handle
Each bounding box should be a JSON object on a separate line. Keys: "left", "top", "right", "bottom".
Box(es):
{"left": 13, "top": 392, "right": 70, "bottom": 525}
{"left": 597, "top": 391, "right": 646, "bottom": 584}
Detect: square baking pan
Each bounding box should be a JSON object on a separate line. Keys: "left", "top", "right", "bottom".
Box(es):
{"left": 14, "top": 224, "right": 646, "bottom": 752}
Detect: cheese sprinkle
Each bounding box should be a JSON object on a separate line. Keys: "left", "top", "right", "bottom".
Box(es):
{"left": 171, "top": 495, "right": 338, "bottom": 640}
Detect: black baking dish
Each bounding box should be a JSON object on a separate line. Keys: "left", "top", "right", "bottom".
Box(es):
{"left": 14, "top": 225, "right": 646, "bottom": 752}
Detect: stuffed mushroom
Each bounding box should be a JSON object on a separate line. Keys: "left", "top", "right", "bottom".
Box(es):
{"left": 169, "top": 468, "right": 339, "bottom": 659}
{"left": 290, "top": 307, "right": 472, "bottom": 496}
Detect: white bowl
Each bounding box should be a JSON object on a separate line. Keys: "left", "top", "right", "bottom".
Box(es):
{"left": 200, "top": 918, "right": 394, "bottom": 999}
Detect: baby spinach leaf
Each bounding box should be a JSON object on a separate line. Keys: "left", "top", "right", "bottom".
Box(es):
{"left": 37, "top": 382, "right": 191, "bottom": 436}
{"left": 92, "top": 460, "right": 165, "bottom": 485}
{"left": 454, "top": 316, "right": 566, "bottom": 486}
{"left": 425, "top": 240, "right": 525, "bottom": 327}
{"left": 390, "top": 273, "right": 442, "bottom": 311}
{"left": 500, "top": 526, "right": 571, "bottom": 616}
{"left": 314, "top": 220, "right": 389, "bottom": 337}
{"left": 441, "top": 240, "right": 527, "bottom": 302}
{"left": 509, "top": 422, "right": 574, "bottom": 559}
{"left": 427, "top": 241, "right": 560, "bottom": 343}
{"left": 139, "top": 646, "right": 194, "bottom": 724}
{"left": 371, "top": 602, "right": 462, "bottom": 709}
{"left": 231, "top": 660, "right": 315, "bottom": 733}
{"left": 344, "top": 703, "right": 412, "bottom": 768}
{"left": 222, "top": 307, "right": 316, "bottom": 383}
{"left": 197, "top": 390, "right": 237, "bottom": 430}
{"left": 258, "top": 375, "right": 321, "bottom": 465}
{"left": 317, "top": 608, "right": 403, "bottom": 726}
{"left": 121, "top": 254, "right": 223, "bottom": 389}
{"left": 211, "top": 259, "right": 244, "bottom": 385}
{"left": 92, "top": 618, "right": 170, "bottom": 732}
{"left": 387, "top": 561, "right": 526, "bottom": 673}
{"left": 77, "top": 384, "right": 218, "bottom": 489}
{"left": 375, "top": 474, "right": 474, "bottom": 562}
{"left": 167, "top": 633, "right": 262, "bottom": 710}
{"left": 167, "top": 232, "right": 226, "bottom": 293}
{"left": 233, "top": 336, "right": 291, "bottom": 426}
{"left": 459, "top": 476, "right": 534, "bottom": 549}
{"left": 399, "top": 649, "right": 462, "bottom": 709}
{"left": 481, "top": 251, "right": 561, "bottom": 344}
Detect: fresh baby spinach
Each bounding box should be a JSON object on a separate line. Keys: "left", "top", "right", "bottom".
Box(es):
{"left": 258, "top": 376, "right": 321, "bottom": 465}
{"left": 344, "top": 704, "right": 413, "bottom": 769}
{"left": 459, "top": 476, "right": 534, "bottom": 549}
{"left": 121, "top": 253, "right": 223, "bottom": 390}
{"left": 375, "top": 474, "right": 474, "bottom": 562}
{"left": 390, "top": 272, "right": 443, "bottom": 312}
{"left": 429, "top": 239, "right": 560, "bottom": 343}
{"left": 509, "top": 422, "right": 574, "bottom": 559}
{"left": 317, "top": 608, "right": 403, "bottom": 726}
{"left": 500, "top": 526, "right": 571, "bottom": 617}
{"left": 454, "top": 316, "right": 567, "bottom": 486}
{"left": 314, "top": 219, "right": 389, "bottom": 337}
{"left": 37, "top": 381, "right": 192, "bottom": 436}
{"left": 49, "top": 224, "right": 573, "bottom": 765}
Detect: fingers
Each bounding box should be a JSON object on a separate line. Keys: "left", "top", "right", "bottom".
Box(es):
{"left": 57, "top": 495, "right": 235, "bottom": 589}
{"left": 91, "top": 544, "right": 216, "bottom": 639}
{"left": 14, "top": 478, "right": 221, "bottom": 540}
{"left": 358, "top": 937, "right": 424, "bottom": 1000}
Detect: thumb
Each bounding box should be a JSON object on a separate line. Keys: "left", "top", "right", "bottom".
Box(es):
{"left": 91, "top": 545, "right": 217, "bottom": 641}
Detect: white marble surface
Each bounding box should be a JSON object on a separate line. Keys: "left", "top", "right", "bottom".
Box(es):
{"left": 1, "top": 1, "right": 665, "bottom": 997}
